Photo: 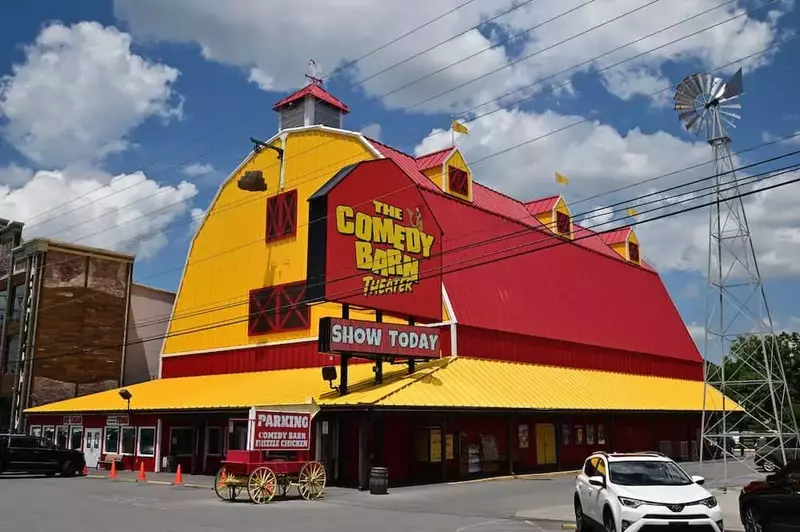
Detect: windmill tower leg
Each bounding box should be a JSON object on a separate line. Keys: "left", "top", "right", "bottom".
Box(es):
{"left": 700, "top": 133, "right": 799, "bottom": 488}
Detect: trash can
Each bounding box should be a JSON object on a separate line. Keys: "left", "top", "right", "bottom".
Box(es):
{"left": 369, "top": 466, "right": 388, "bottom": 495}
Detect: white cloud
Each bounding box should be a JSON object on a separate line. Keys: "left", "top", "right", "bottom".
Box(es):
{"left": 0, "top": 168, "right": 197, "bottom": 259}
{"left": 360, "top": 123, "right": 382, "bottom": 141}
{"left": 112, "top": 0, "right": 786, "bottom": 112}
{"left": 0, "top": 21, "right": 182, "bottom": 168}
{"left": 0, "top": 22, "right": 196, "bottom": 261}
{"left": 189, "top": 207, "right": 206, "bottom": 235}
{"left": 687, "top": 322, "right": 706, "bottom": 345}
{"left": 182, "top": 162, "right": 215, "bottom": 177}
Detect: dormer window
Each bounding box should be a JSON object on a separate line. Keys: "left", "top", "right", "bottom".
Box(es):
{"left": 448, "top": 166, "right": 469, "bottom": 196}
{"left": 556, "top": 211, "right": 571, "bottom": 234}
{"left": 628, "top": 242, "right": 640, "bottom": 263}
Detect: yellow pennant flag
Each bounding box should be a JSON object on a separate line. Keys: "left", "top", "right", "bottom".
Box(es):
{"left": 627, "top": 207, "right": 638, "bottom": 217}
{"left": 451, "top": 119, "right": 469, "bottom": 135}
{"left": 555, "top": 172, "right": 569, "bottom": 185}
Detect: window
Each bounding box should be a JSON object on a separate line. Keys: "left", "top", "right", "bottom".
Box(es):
{"left": 229, "top": 420, "right": 249, "bottom": 451}
{"left": 55, "top": 426, "right": 69, "bottom": 449}
{"left": 69, "top": 427, "right": 83, "bottom": 451}
{"left": 170, "top": 427, "right": 193, "bottom": 456}
{"left": 586, "top": 424, "right": 595, "bottom": 446}
{"left": 121, "top": 427, "right": 136, "bottom": 455}
{"left": 574, "top": 425, "right": 584, "bottom": 445}
{"left": 628, "top": 242, "right": 640, "bottom": 263}
{"left": 562, "top": 424, "right": 572, "bottom": 446}
{"left": 609, "top": 460, "right": 693, "bottom": 486}
{"left": 9, "top": 436, "right": 38, "bottom": 449}
{"left": 597, "top": 424, "right": 606, "bottom": 445}
{"left": 42, "top": 426, "right": 55, "bottom": 445}
{"left": 138, "top": 427, "right": 156, "bottom": 457}
{"left": 583, "top": 459, "right": 597, "bottom": 477}
{"left": 448, "top": 166, "right": 469, "bottom": 196}
{"left": 29, "top": 426, "right": 41, "bottom": 437}
{"left": 104, "top": 427, "right": 120, "bottom": 454}
{"left": 266, "top": 189, "right": 298, "bottom": 242}
{"left": 206, "top": 427, "right": 222, "bottom": 456}
{"left": 248, "top": 281, "right": 310, "bottom": 335}
{"left": 556, "top": 211, "right": 571, "bottom": 234}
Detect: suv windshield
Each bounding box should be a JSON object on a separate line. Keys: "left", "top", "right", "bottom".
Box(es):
{"left": 608, "top": 460, "right": 693, "bottom": 486}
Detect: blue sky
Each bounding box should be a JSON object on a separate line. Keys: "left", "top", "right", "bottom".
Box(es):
{"left": 1, "top": 0, "right": 799, "bottom": 351}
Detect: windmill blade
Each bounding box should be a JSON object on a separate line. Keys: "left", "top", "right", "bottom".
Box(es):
{"left": 675, "top": 85, "right": 697, "bottom": 102}
{"left": 675, "top": 103, "right": 695, "bottom": 111}
{"left": 720, "top": 102, "right": 742, "bottom": 110}
{"left": 685, "top": 113, "right": 702, "bottom": 132}
{"left": 720, "top": 67, "right": 744, "bottom": 100}
{"left": 710, "top": 77, "right": 724, "bottom": 99}
{"left": 702, "top": 73, "right": 713, "bottom": 95}
{"left": 675, "top": 93, "right": 696, "bottom": 105}
{"left": 679, "top": 110, "right": 698, "bottom": 122}
{"left": 722, "top": 116, "right": 738, "bottom": 129}
{"left": 720, "top": 110, "right": 741, "bottom": 120}
{"left": 690, "top": 74, "right": 704, "bottom": 96}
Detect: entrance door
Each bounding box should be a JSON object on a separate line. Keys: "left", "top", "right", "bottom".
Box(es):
{"left": 317, "top": 418, "right": 339, "bottom": 482}
{"left": 535, "top": 423, "right": 557, "bottom": 465}
{"left": 84, "top": 429, "right": 102, "bottom": 468}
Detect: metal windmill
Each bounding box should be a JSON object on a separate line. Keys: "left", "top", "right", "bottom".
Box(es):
{"left": 674, "top": 69, "right": 798, "bottom": 487}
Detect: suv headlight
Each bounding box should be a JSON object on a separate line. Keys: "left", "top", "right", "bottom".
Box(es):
{"left": 619, "top": 497, "right": 647, "bottom": 509}
{"left": 699, "top": 497, "right": 718, "bottom": 508}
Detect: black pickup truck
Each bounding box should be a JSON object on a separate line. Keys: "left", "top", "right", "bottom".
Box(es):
{"left": 0, "top": 433, "right": 85, "bottom": 477}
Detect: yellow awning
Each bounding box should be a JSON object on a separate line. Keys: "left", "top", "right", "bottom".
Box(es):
{"left": 24, "top": 357, "right": 739, "bottom": 414}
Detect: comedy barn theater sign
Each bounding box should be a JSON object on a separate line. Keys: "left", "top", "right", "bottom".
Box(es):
{"left": 307, "top": 159, "right": 443, "bottom": 321}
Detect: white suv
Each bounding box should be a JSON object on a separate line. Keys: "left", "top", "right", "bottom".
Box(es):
{"left": 574, "top": 452, "right": 723, "bottom": 532}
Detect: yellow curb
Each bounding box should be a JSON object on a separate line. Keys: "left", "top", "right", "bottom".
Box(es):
{"left": 562, "top": 524, "right": 577, "bottom": 530}
{"left": 448, "top": 469, "right": 579, "bottom": 485}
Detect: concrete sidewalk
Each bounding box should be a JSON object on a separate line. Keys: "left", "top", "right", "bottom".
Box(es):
{"left": 515, "top": 489, "right": 744, "bottom": 531}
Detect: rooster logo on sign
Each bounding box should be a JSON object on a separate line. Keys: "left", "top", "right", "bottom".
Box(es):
{"left": 407, "top": 206, "right": 424, "bottom": 232}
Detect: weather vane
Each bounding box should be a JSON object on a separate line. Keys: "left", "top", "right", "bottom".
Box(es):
{"left": 306, "top": 59, "right": 324, "bottom": 86}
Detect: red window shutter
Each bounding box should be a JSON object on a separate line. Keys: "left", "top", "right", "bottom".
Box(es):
{"left": 556, "top": 211, "right": 571, "bottom": 234}
{"left": 247, "top": 282, "right": 309, "bottom": 336}
{"left": 448, "top": 166, "right": 469, "bottom": 196}
{"left": 266, "top": 189, "right": 298, "bottom": 242}
{"left": 628, "top": 242, "right": 640, "bottom": 263}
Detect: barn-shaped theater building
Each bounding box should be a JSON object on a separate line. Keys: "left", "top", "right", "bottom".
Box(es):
{"left": 25, "top": 79, "right": 731, "bottom": 487}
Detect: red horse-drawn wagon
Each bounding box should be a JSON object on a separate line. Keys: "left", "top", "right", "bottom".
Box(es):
{"left": 214, "top": 410, "right": 326, "bottom": 504}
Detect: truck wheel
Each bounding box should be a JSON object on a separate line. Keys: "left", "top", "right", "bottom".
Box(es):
{"left": 61, "top": 461, "right": 75, "bottom": 477}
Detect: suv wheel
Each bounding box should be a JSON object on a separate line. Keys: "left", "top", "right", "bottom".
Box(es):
{"left": 574, "top": 497, "right": 585, "bottom": 532}
{"left": 61, "top": 460, "right": 75, "bottom": 477}
{"left": 603, "top": 508, "right": 616, "bottom": 532}
{"left": 742, "top": 505, "right": 763, "bottom": 532}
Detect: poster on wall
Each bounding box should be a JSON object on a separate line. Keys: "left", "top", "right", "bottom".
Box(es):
{"left": 430, "top": 429, "right": 442, "bottom": 462}
{"left": 562, "top": 424, "right": 572, "bottom": 446}
{"left": 251, "top": 410, "right": 311, "bottom": 451}
{"left": 586, "top": 424, "right": 595, "bottom": 445}
{"left": 306, "top": 158, "right": 444, "bottom": 321}
{"left": 597, "top": 424, "right": 606, "bottom": 445}
{"left": 446, "top": 434, "right": 454, "bottom": 460}
{"left": 574, "top": 425, "right": 584, "bottom": 445}
{"left": 518, "top": 424, "right": 530, "bottom": 449}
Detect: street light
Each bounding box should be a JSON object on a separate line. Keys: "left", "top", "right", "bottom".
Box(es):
{"left": 118, "top": 389, "right": 132, "bottom": 470}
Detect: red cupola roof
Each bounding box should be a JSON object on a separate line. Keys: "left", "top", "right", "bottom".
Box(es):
{"left": 272, "top": 81, "right": 350, "bottom": 113}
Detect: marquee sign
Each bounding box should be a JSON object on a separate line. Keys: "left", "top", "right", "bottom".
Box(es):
{"left": 252, "top": 410, "right": 311, "bottom": 451}
{"left": 319, "top": 317, "right": 441, "bottom": 358}
{"left": 306, "top": 159, "right": 443, "bottom": 321}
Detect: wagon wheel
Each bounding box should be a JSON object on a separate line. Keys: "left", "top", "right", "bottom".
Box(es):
{"left": 248, "top": 466, "right": 277, "bottom": 504}
{"left": 214, "top": 467, "right": 243, "bottom": 501}
{"left": 298, "top": 461, "right": 326, "bottom": 500}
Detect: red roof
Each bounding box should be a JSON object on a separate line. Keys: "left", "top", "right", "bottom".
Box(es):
{"left": 272, "top": 82, "right": 350, "bottom": 113}
{"left": 525, "top": 195, "right": 560, "bottom": 215}
{"left": 418, "top": 189, "right": 699, "bottom": 363}
{"left": 415, "top": 147, "right": 454, "bottom": 171}
{"left": 600, "top": 227, "right": 632, "bottom": 245}
{"left": 367, "top": 139, "right": 439, "bottom": 191}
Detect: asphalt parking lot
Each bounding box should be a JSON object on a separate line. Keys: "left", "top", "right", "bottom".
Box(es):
{"left": 0, "top": 459, "right": 760, "bottom": 532}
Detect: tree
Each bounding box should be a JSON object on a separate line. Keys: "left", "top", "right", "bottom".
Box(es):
{"left": 709, "top": 332, "right": 800, "bottom": 433}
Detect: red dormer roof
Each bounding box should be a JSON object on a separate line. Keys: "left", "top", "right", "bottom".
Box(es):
{"left": 415, "top": 147, "right": 454, "bottom": 171}
{"left": 272, "top": 82, "right": 350, "bottom": 113}
{"left": 600, "top": 227, "right": 633, "bottom": 245}
{"left": 524, "top": 195, "right": 560, "bottom": 215}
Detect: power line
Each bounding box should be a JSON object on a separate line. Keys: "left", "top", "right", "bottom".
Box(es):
{"left": 20, "top": 0, "right": 653, "bottom": 236}
{"left": 17, "top": 37, "right": 800, "bottom": 324}
{"left": 23, "top": 154, "right": 800, "bottom": 360}
{"left": 25, "top": 0, "right": 781, "bottom": 251}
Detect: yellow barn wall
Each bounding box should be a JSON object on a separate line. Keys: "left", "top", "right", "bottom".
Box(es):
{"left": 163, "top": 130, "right": 449, "bottom": 356}
{"left": 164, "top": 131, "right": 386, "bottom": 355}
{"left": 609, "top": 242, "right": 627, "bottom": 260}
{"left": 423, "top": 167, "right": 444, "bottom": 190}
{"left": 445, "top": 150, "right": 472, "bottom": 202}
{"left": 535, "top": 211, "right": 554, "bottom": 231}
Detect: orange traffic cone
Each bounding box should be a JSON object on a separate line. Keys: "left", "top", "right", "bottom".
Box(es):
{"left": 109, "top": 460, "right": 118, "bottom": 480}
{"left": 171, "top": 464, "right": 183, "bottom": 486}
{"left": 136, "top": 462, "right": 147, "bottom": 482}
{"left": 82, "top": 465, "right": 88, "bottom": 476}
